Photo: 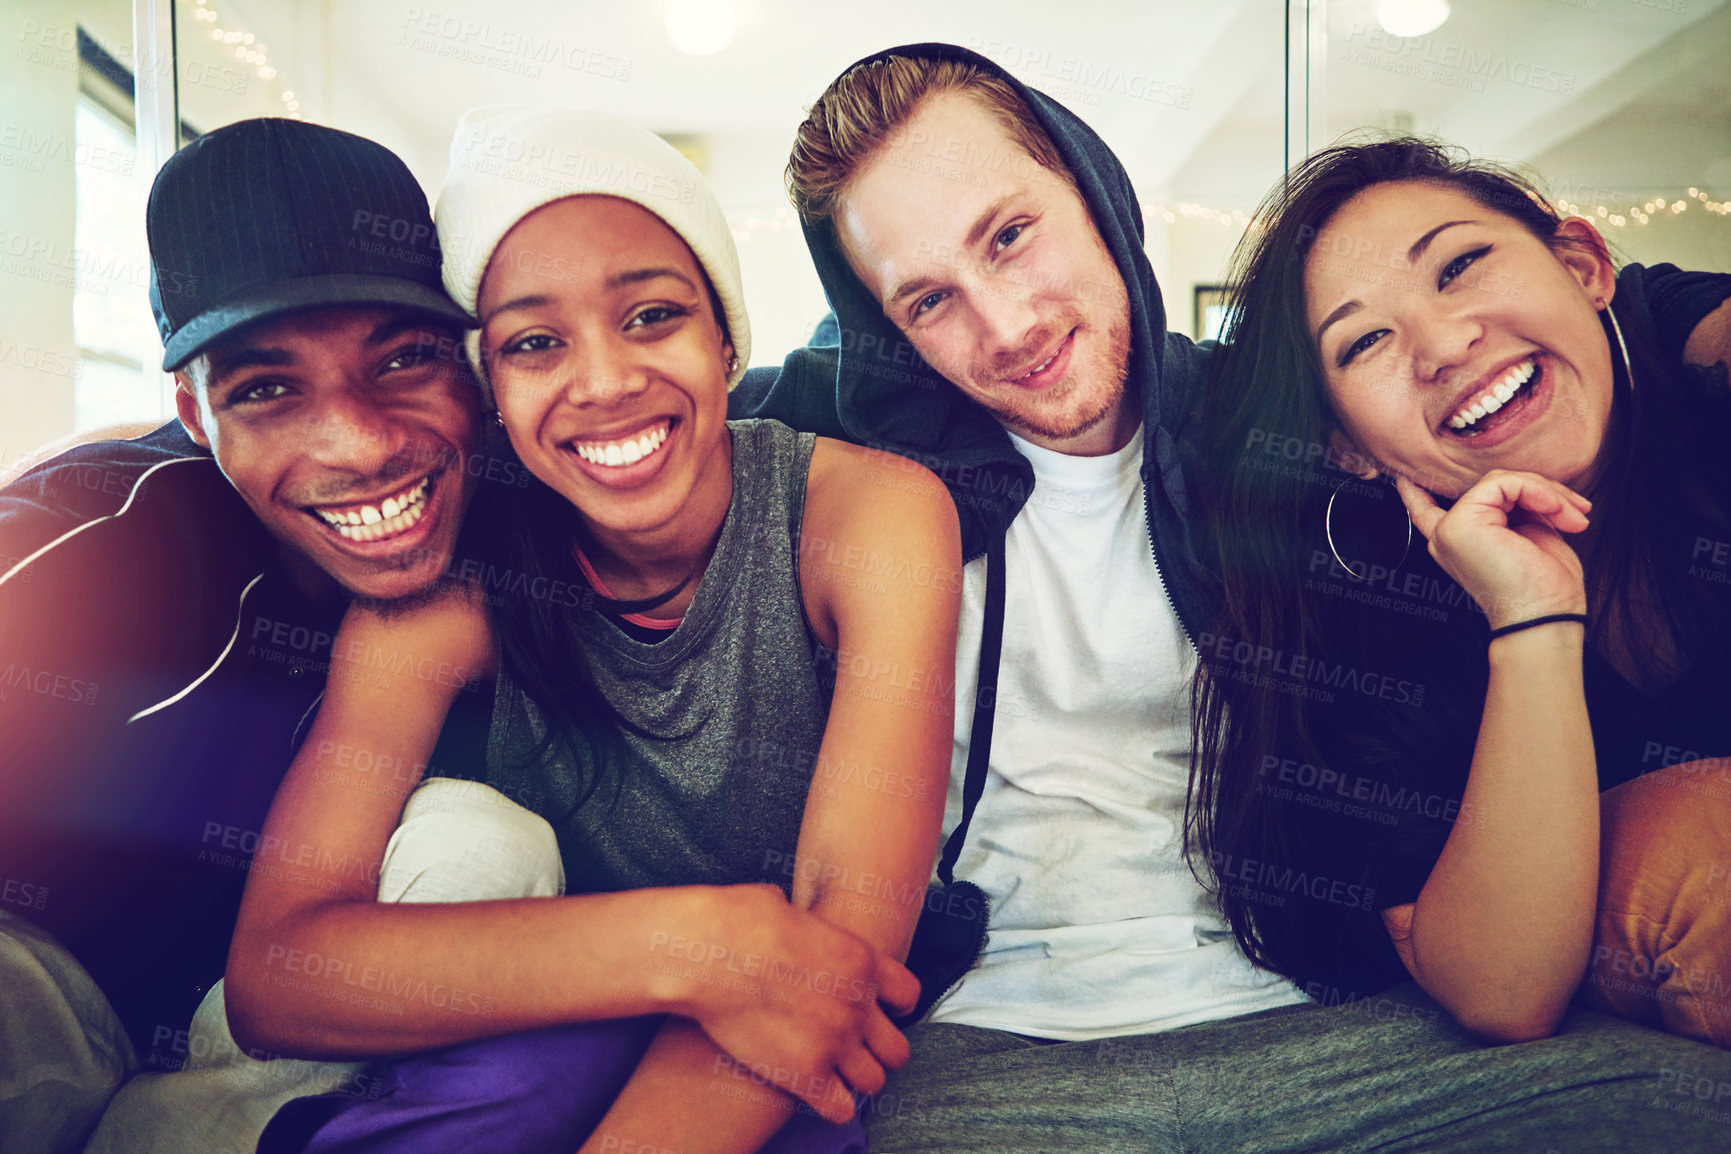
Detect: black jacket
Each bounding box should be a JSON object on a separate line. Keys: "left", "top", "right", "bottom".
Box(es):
{"left": 1278, "top": 263, "right": 1731, "bottom": 1002}
{"left": 0, "top": 423, "right": 347, "bottom": 1057}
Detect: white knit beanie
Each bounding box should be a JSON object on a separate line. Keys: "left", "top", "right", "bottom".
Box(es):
{"left": 435, "top": 105, "right": 749, "bottom": 399}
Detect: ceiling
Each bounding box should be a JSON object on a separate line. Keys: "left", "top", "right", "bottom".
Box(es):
{"left": 169, "top": 0, "right": 1729, "bottom": 208}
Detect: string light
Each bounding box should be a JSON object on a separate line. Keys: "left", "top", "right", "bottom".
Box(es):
{"left": 1145, "top": 202, "right": 1257, "bottom": 228}
{"left": 1555, "top": 187, "right": 1727, "bottom": 225}
{"left": 193, "top": 4, "right": 302, "bottom": 120}
{"left": 729, "top": 204, "right": 800, "bottom": 244}
{"left": 1097, "top": 188, "right": 1730, "bottom": 237}
{"left": 1125, "top": 187, "right": 1731, "bottom": 238}
{"left": 1144, "top": 189, "right": 1731, "bottom": 237}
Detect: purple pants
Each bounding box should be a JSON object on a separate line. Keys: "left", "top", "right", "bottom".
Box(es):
{"left": 257, "top": 1016, "right": 867, "bottom": 1154}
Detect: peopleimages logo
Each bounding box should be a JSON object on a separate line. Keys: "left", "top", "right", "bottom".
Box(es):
{"left": 397, "top": 9, "right": 632, "bottom": 81}
{"left": 1259, "top": 754, "right": 1477, "bottom": 827}
{"left": 964, "top": 37, "right": 1193, "bottom": 108}
{"left": 0, "top": 123, "right": 132, "bottom": 174}
{"left": 454, "top": 141, "right": 695, "bottom": 204}
{"left": 1, "top": 875, "right": 47, "bottom": 911}
{"left": 0, "top": 662, "right": 98, "bottom": 706}
{"left": 1196, "top": 630, "right": 1426, "bottom": 708}
{"left": 1341, "top": 24, "right": 1577, "bottom": 95}
{"left": 1207, "top": 849, "right": 1377, "bottom": 912}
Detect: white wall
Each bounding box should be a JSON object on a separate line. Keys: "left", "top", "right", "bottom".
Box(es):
{"left": 1, "top": 1, "right": 85, "bottom": 468}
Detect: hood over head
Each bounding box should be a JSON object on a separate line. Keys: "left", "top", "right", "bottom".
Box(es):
{"left": 735, "top": 42, "right": 1183, "bottom": 559}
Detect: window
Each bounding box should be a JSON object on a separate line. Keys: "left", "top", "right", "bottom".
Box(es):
{"left": 70, "top": 25, "right": 200, "bottom": 432}
{"left": 72, "top": 94, "right": 159, "bottom": 430}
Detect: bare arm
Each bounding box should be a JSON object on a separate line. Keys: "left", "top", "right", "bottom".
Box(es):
{"left": 226, "top": 586, "right": 683, "bottom": 1054}
{"left": 581, "top": 441, "right": 961, "bottom": 1151}
{"left": 1389, "top": 287, "right": 1725, "bottom": 1035}
{"left": 1384, "top": 473, "right": 1596, "bottom": 1043}
{"left": 227, "top": 585, "right": 906, "bottom": 1122}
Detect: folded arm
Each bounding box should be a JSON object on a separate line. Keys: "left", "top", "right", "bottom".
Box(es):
{"left": 226, "top": 585, "right": 672, "bottom": 1054}
{"left": 227, "top": 585, "right": 901, "bottom": 1111}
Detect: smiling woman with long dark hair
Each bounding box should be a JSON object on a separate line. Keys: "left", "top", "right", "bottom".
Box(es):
{"left": 1190, "top": 137, "right": 1731, "bottom": 1046}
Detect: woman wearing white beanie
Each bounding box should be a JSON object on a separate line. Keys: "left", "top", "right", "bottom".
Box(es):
{"left": 229, "top": 107, "right": 962, "bottom": 1154}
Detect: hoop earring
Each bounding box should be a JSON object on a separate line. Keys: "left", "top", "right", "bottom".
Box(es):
{"left": 1604, "top": 302, "right": 1634, "bottom": 393}
{"left": 1326, "top": 478, "right": 1412, "bottom": 581}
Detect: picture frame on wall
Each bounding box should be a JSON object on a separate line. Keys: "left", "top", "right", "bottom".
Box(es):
{"left": 1194, "top": 284, "right": 1234, "bottom": 343}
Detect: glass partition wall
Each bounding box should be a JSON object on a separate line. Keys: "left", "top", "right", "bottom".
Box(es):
{"left": 1322, "top": 0, "right": 1731, "bottom": 271}
{"left": 1, "top": 0, "right": 1725, "bottom": 459}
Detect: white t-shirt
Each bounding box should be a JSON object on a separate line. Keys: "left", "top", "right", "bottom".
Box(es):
{"left": 927, "top": 425, "right": 1308, "bottom": 1040}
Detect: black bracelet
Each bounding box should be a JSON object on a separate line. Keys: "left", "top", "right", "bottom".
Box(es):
{"left": 1487, "top": 613, "right": 1589, "bottom": 641}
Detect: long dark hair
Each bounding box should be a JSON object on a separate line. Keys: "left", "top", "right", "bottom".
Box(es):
{"left": 1188, "top": 136, "right": 1731, "bottom": 979}
{"left": 464, "top": 447, "right": 700, "bottom": 827}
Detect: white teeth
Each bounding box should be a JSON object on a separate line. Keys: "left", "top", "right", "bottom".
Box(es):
{"left": 310, "top": 475, "right": 433, "bottom": 542}
{"left": 323, "top": 499, "right": 425, "bottom": 542}
{"left": 321, "top": 498, "right": 426, "bottom": 542}
{"left": 574, "top": 424, "right": 670, "bottom": 468}
{"left": 1448, "top": 358, "right": 1537, "bottom": 431}
{"left": 1018, "top": 351, "right": 1058, "bottom": 380}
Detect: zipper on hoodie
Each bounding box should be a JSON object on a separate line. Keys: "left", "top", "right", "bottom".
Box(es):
{"left": 1142, "top": 457, "right": 1199, "bottom": 654}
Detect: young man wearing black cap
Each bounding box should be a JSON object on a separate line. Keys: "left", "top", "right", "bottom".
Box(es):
{"left": 734, "top": 43, "right": 1731, "bottom": 1151}
{"left": 0, "top": 117, "right": 482, "bottom": 1153}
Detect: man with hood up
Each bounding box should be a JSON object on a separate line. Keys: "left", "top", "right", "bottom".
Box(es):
{"left": 731, "top": 43, "right": 1731, "bottom": 1149}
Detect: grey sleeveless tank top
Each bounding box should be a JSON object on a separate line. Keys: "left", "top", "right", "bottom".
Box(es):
{"left": 483, "top": 419, "right": 829, "bottom": 894}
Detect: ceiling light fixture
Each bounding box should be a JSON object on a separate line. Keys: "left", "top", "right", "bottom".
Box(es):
{"left": 1375, "top": 0, "right": 1450, "bottom": 37}
{"left": 665, "top": 0, "right": 735, "bottom": 56}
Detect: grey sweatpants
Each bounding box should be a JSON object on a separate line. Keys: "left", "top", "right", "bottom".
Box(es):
{"left": 0, "top": 910, "right": 135, "bottom": 1154}
{"left": 865, "top": 984, "right": 1731, "bottom": 1152}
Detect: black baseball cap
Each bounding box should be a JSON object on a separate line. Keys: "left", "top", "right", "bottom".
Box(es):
{"left": 147, "top": 117, "right": 473, "bottom": 372}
